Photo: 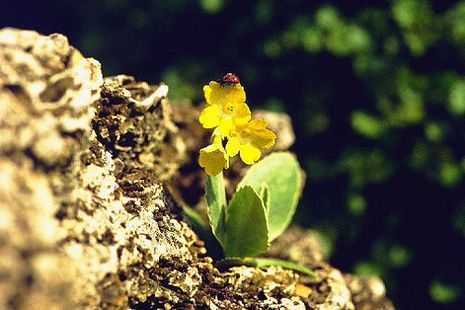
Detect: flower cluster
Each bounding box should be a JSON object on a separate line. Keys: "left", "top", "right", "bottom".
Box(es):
{"left": 199, "top": 73, "right": 276, "bottom": 176}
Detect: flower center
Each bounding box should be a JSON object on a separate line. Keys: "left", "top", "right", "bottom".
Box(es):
{"left": 223, "top": 102, "right": 235, "bottom": 114}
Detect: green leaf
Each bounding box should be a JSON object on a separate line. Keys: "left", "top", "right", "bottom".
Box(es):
{"left": 259, "top": 183, "right": 269, "bottom": 211}
{"left": 215, "top": 257, "right": 318, "bottom": 279}
{"left": 182, "top": 204, "right": 223, "bottom": 259}
{"left": 254, "top": 258, "right": 318, "bottom": 279}
{"left": 351, "top": 111, "right": 384, "bottom": 139}
{"left": 449, "top": 80, "right": 465, "bottom": 115}
{"left": 430, "top": 280, "right": 461, "bottom": 304}
{"left": 223, "top": 186, "right": 269, "bottom": 257}
{"left": 238, "top": 152, "right": 303, "bottom": 241}
{"left": 182, "top": 204, "right": 209, "bottom": 235}
{"left": 205, "top": 172, "right": 227, "bottom": 246}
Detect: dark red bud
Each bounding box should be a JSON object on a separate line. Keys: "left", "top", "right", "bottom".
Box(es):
{"left": 220, "top": 72, "right": 240, "bottom": 85}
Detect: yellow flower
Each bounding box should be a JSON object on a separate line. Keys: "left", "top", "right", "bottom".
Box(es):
{"left": 199, "top": 81, "right": 251, "bottom": 137}
{"left": 199, "top": 136, "right": 229, "bottom": 176}
{"left": 198, "top": 74, "right": 277, "bottom": 173}
{"left": 225, "top": 118, "right": 277, "bottom": 165}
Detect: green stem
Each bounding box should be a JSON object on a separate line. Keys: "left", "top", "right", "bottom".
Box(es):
{"left": 205, "top": 172, "right": 228, "bottom": 245}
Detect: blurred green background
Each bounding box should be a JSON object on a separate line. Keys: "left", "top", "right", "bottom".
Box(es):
{"left": 3, "top": 0, "right": 465, "bottom": 308}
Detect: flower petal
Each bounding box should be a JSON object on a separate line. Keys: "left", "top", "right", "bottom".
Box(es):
{"left": 199, "top": 105, "right": 221, "bottom": 129}
{"left": 234, "top": 102, "right": 251, "bottom": 126}
{"left": 212, "top": 135, "right": 223, "bottom": 145}
{"left": 239, "top": 143, "right": 261, "bottom": 165}
{"left": 205, "top": 82, "right": 246, "bottom": 107}
{"left": 199, "top": 143, "right": 229, "bottom": 176}
{"left": 203, "top": 81, "right": 220, "bottom": 105}
{"left": 248, "top": 118, "right": 267, "bottom": 128}
{"left": 226, "top": 137, "right": 240, "bottom": 157}
{"left": 229, "top": 83, "right": 246, "bottom": 103}
{"left": 218, "top": 118, "right": 234, "bottom": 137}
{"left": 247, "top": 118, "right": 276, "bottom": 149}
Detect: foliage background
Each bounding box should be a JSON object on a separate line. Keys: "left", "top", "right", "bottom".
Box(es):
{"left": 3, "top": 0, "right": 465, "bottom": 308}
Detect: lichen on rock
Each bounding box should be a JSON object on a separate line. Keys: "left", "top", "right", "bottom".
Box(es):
{"left": 0, "top": 28, "right": 394, "bottom": 309}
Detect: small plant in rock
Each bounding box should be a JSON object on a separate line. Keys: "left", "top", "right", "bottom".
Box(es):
{"left": 188, "top": 73, "right": 315, "bottom": 277}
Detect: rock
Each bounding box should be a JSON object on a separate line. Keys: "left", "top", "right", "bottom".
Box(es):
{"left": 269, "top": 226, "right": 395, "bottom": 309}
{"left": 344, "top": 275, "right": 395, "bottom": 310}
{"left": 0, "top": 27, "right": 103, "bottom": 309}
{"left": 0, "top": 28, "right": 394, "bottom": 309}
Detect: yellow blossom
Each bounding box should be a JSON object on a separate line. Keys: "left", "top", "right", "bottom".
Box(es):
{"left": 225, "top": 118, "right": 276, "bottom": 165}
{"left": 199, "top": 81, "right": 251, "bottom": 137}
{"left": 198, "top": 73, "right": 277, "bottom": 174}
{"left": 199, "top": 136, "right": 229, "bottom": 176}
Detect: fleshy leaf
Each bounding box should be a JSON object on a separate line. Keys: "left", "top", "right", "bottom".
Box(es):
{"left": 238, "top": 152, "right": 303, "bottom": 241}
{"left": 223, "top": 186, "right": 269, "bottom": 257}
{"left": 206, "top": 172, "right": 227, "bottom": 246}
{"left": 254, "top": 258, "right": 318, "bottom": 278}
{"left": 182, "top": 204, "right": 223, "bottom": 259}
{"left": 216, "top": 257, "right": 318, "bottom": 279}
{"left": 259, "top": 183, "right": 269, "bottom": 211}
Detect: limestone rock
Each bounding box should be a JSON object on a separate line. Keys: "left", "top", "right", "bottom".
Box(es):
{"left": 0, "top": 27, "right": 103, "bottom": 309}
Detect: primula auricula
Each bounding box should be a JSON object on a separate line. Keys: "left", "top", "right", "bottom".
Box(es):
{"left": 198, "top": 73, "right": 276, "bottom": 175}
{"left": 193, "top": 74, "right": 316, "bottom": 278}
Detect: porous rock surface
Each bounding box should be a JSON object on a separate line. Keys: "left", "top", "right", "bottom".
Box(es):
{"left": 0, "top": 28, "right": 394, "bottom": 309}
